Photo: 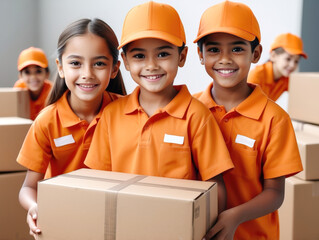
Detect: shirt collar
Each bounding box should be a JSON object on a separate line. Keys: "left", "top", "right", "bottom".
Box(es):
{"left": 57, "top": 91, "right": 112, "bottom": 127}
{"left": 124, "top": 85, "right": 192, "bottom": 119}
{"left": 197, "top": 82, "right": 268, "bottom": 120}
{"left": 235, "top": 84, "right": 268, "bottom": 120}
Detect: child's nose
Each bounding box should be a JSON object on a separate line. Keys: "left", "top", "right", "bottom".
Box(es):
{"left": 219, "top": 52, "right": 232, "bottom": 65}
{"left": 81, "top": 65, "right": 94, "bottom": 79}
{"left": 146, "top": 57, "right": 159, "bottom": 71}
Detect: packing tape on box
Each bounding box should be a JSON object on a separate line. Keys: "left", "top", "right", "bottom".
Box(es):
{"left": 65, "top": 173, "right": 212, "bottom": 239}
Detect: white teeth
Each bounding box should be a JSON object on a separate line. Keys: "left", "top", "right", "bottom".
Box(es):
{"left": 145, "top": 75, "right": 160, "bottom": 80}
{"left": 218, "top": 69, "right": 235, "bottom": 74}
{"left": 78, "top": 84, "right": 95, "bottom": 88}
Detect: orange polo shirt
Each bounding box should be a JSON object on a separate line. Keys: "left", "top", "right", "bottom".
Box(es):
{"left": 247, "top": 61, "right": 289, "bottom": 101}
{"left": 13, "top": 79, "right": 53, "bottom": 120}
{"left": 85, "top": 85, "right": 234, "bottom": 181}
{"left": 17, "top": 90, "right": 119, "bottom": 179}
{"left": 194, "top": 83, "right": 303, "bottom": 240}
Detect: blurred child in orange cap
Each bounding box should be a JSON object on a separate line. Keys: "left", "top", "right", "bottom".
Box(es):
{"left": 193, "top": 1, "right": 303, "bottom": 239}
{"left": 248, "top": 33, "right": 307, "bottom": 101}
{"left": 14, "top": 47, "right": 52, "bottom": 120}
{"left": 85, "top": 2, "right": 234, "bottom": 235}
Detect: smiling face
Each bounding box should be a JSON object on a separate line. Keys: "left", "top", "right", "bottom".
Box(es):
{"left": 270, "top": 50, "right": 301, "bottom": 79}
{"left": 121, "top": 38, "right": 187, "bottom": 96}
{"left": 19, "top": 65, "right": 48, "bottom": 96}
{"left": 56, "top": 32, "right": 119, "bottom": 107}
{"left": 198, "top": 33, "right": 261, "bottom": 91}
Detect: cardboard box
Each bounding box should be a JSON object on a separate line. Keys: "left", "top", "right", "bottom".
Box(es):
{"left": 0, "top": 117, "right": 33, "bottom": 172}
{"left": 279, "top": 176, "right": 319, "bottom": 240}
{"left": 0, "top": 171, "right": 33, "bottom": 240}
{"left": 0, "top": 88, "right": 30, "bottom": 118}
{"left": 38, "top": 169, "right": 217, "bottom": 240}
{"left": 303, "top": 122, "right": 319, "bottom": 136}
{"left": 295, "top": 131, "right": 319, "bottom": 180}
{"left": 288, "top": 73, "right": 319, "bottom": 125}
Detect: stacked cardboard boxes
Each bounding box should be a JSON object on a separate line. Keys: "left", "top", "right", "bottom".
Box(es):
{"left": 37, "top": 169, "right": 218, "bottom": 240}
{"left": 0, "top": 88, "right": 33, "bottom": 239}
{"left": 279, "top": 73, "right": 319, "bottom": 240}
{"left": 0, "top": 88, "right": 30, "bottom": 118}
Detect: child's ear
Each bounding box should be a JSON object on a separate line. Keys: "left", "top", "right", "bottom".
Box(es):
{"left": 56, "top": 58, "right": 64, "bottom": 78}
{"left": 111, "top": 61, "right": 121, "bottom": 79}
{"left": 252, "top": 44, "right": 262, "bottom": 64}
{"left": 269, "top": 50, "right": 277, "bottom": 62}
{"left": 121, "top": 52, "right": 130, "bottom": 71}
{"left": 197, "top": 47, "right": 204, "bottom": 65}
{"left": 178, "top": 46, "right": 188, "bottom": 67}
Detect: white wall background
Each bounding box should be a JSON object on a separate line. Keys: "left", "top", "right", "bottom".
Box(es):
{"left": 1, "top": 0, "right": 303, "bottom": 98}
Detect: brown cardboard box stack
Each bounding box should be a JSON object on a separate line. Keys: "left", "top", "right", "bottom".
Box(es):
{"left": 0, "top": 88, "right": 33, "bottom": 239}
{"left": 0, "top": 88, "right": 30, "bottom": 118}
{"left": 37, "top": 168, "right": 218, "bottom": 240}
{"left": 279, "top": 73, "right": 319, "bottom": 240}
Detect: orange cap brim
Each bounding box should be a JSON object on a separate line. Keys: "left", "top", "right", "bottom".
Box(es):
{"left": 118, "top": 30, "right": 184, "bottom": 50}
{"left": 18, "top": 60, "right": 48, "bottom": 71}
{"left": 284, "top": 48, "right": 308, "bottom": 59}
{"left": 194, "top": 26, "right": 257, "bottom": 43}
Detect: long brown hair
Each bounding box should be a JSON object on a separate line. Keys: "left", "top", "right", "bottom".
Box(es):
{"left": 47, "top": 18, "right": 126, "bottom": 105}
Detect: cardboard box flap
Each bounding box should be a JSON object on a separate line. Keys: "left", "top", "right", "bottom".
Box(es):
{"left": 42, "top": 169, "right": 214, "bottom": 200}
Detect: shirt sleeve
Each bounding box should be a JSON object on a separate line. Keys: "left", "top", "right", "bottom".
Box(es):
{"left": 16, "top": 118, "right": 52, "bottom": 173}
{"left": 262, "top": 113, "right": 303, "bottom": 179}
{"left": 192, "top": 114, "right": 234, "bottom": 181}
{"left": 247, "top": 67, "right": 262, "bottom": 85}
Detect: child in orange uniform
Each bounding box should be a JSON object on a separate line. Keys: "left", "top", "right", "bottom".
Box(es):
{"left": 194, "top": 1, "right": 303, "bottom": 239}
{"left": 17, "top": 18, "right": 126, "bottom": 238}
{"left": 85, "top": 1, "right": 234, "bottom": 232}
{"left": 248, "top": 33, "right": 307, "bottom": 101}
{"left": 14, "top": 47, "right": 52, "bottom": 120}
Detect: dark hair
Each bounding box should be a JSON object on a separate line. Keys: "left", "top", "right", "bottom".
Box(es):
{"left": 47, "top": 18, "right": 126, "bottom": 105}
{"left": 121, "top": 42, "right": 186, "bottom": 55}
{"left": 197, "top": 36, "right": 260, "bottom": 53}
{"left": 272, "top": 47, "right": 286, "bottom": 55}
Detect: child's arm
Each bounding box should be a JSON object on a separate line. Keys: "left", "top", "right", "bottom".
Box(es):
{"left": 207, "top": 174, "right": 227, "bottom": 214}
{"left": 203, "top": 176, "right": 285, "bottom": 240}
{"left": 19, "top": 170, "right": 44, "bottom": 238}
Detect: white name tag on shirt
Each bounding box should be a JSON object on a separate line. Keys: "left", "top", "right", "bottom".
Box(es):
{"left": 54, "top": 134, "right": 75, "bottom": 147}
{"left": 235, "top": 134, "right": 255, "bottom": 148}
{"left": 164, "top": 134, "right": 184, "bottom": 145}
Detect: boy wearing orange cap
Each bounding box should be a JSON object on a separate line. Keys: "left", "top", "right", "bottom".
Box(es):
{"left": 248, "top": 33, "right": 307, "bottom": 101}
{"left": 15, "top": 47, "right": 52, "bottom": 120}
{"left": 193, "top": 1, "right": 303, "bottom": 239}
{"left": 85, "top": 0, "right": 234, "bottom": 224}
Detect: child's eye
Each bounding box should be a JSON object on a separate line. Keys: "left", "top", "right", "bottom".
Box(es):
{"left": 36, "top": 69, "right": 44, "bottom": 74}
{"left": 232, "top": 47, "right": 244, "bottom": 52}
{"left": 208, "top": 47, "right": 220, "bottom": 53}
{"left": 133, "top": 53, "right": 145, "bottom": 59}
{"left": 94, "top": 61, "right": 106, "bottom": 67}
{"left": 158, "top": 52, "right": 170, "bottom": 58}
{"left": 70, "top": 61, "right": 81, "bottom": 66}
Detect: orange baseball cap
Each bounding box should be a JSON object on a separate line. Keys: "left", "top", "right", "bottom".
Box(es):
{"left": 270, "top": 33, "right": 307, "bottom": 59}
{"left": 194, "top": 1, "right": 261, "bottom": 43}
{"left": 118, "top": 1, "right": 186, "bottom": 49}
{"left": 17, "top": 47, "right": 48, "bottom": 71}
